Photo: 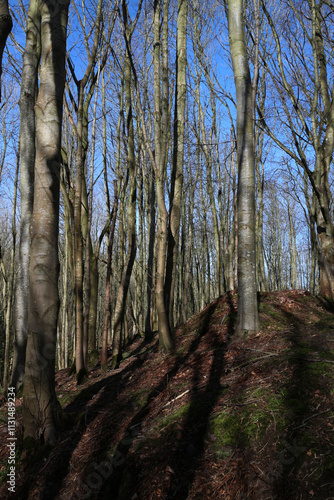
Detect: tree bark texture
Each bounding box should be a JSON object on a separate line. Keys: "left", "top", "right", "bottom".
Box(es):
{"left": 153, "top": 0, "right": 173, "bottom": 351}
{"left": 111, "top": 0, "right": 139, "bottom": 367}
{"left": 11, "top": 0, "right": 41, "bottom": 392}
{"left": 228, "top": 0, "right": 259, "bottom": 338}
{"left": 165, "top": 0, "right": 188, "bottom": 330}
{"left": 22, "top": 0, "right": 69, "bottom": 445}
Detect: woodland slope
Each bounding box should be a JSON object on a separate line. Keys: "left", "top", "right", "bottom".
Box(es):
{"left": 1, "top": 290, "right": 334, "bottom": 499}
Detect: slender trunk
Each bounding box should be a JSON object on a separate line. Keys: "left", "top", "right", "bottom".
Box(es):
{"left": 101, "top": 182, "right": 118, "bottom": 370}
{"left": 3, "top": 153, "right": 18, "bottom": 391}
{"left": 228, "top": 0, "right": 259, "bottom": 338}
{"left": 111, "top": 1, "right": 138, "bottom": 366}
{"left": 145, "top": 167, "right": 156, "bottom": 338}
{"left": 83, "top": 76, "right": 99, "bottom": 364}
{"left": 74, "top": 85, "right": 86, "bottom": 382}
{"left": 165, "top": 0, "right": 187, "bottom": 330}
{"left": 153, "top": 0, "right": 172, "bottom": 351}
{"left": 287, "top": 193, "right": 297, "bottom": 289}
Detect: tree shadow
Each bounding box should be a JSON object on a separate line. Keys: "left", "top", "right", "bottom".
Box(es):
{"left": 9, "top": 342, "right": 156, "bottom": 500}
{"left": 90, "top": 294, "right": 237, "bottom": 499}
{"left": 267, "top": 300, "right": 334, "bottom": 499}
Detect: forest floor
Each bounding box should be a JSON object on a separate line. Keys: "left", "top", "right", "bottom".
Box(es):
{"left": 0, "top": 290, "right": 334, "bottom": 499}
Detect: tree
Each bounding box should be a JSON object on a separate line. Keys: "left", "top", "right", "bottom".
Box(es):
{"left": 165, "top": 0, "right": 188, "bottom": 331}
{"left": 22, "top": 0, "right": 69, "bottom": 445}
{"left": 259, "top": 0, "right": 334, "bottom": 298}
{"left": 153, "top": 0, "right": 173, "bottom": 351}
{"left": 228, "top": 0, "right": 260, "bottom": 338}
{"left": 67, "top": 0, "right": 103, "bottom": 381}
{"left": 11, "top": 0, "right": 41, "bottom": 392}
{"left": 0, "top": 0, "right": 12, "bottom": 101}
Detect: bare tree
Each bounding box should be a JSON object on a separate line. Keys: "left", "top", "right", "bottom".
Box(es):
{"left": 22, "top": 0, "right": 69, "bottom": 445}
{"left": 228, "top": 0, "right": 260, "bottom": 338}
{"left": 11, "top": 0, "right": 41, "bottom": 392}
{"left": 259, "top": 0, "right": 334, "bottom": 298}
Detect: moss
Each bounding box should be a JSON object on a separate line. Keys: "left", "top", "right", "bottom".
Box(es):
{"left": 88, "top": 349, "right": 99, "bottom": 368}
{"left": 131, "top": 387, "right": 150, "bottom": 409}
{"left": 58, "top": 393, "right": 72, "bottom": 407}
{"left": 209, "top": 386, "right": 292, "bottom": 459}
{"left": 307, "top": 360, "right": 334, "bottom": 377}
{"left": 158, "top": 402, "right": 190, "bottom": 430}
{"left": 110, "top": 355, "right": 118, "bottom": 370}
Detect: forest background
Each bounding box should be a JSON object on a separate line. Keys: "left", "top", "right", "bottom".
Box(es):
{"left": 0, "top": 0, "right": 333, "bottom": 442}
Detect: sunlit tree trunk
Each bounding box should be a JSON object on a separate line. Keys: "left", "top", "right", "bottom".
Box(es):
{"left": 165, "top": 0, "right": 188, "bottom": 331}
{"left": 3, "top": 153, "right": 18, "bottom": 391}
{"left": 228, "top": 0, "right": 259, "bottom": 338}
{"left": 23, "top": 0, "right": 69, "bottom": 445}
{"left": 11, "top": 0, "right": 41, "bottom": 392}
{"left": 153, "top": 0, "right": 173, "bottom": 351}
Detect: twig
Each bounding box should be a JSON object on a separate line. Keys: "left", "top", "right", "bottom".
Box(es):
{"left": 163, "top": 390, "right": 190, "bottom": 408}
{"left": 236, "top": 354, "right": 279, "bottom": 368}
{"left": 305, "top": 358, "right": 334, "bottom": 364}
{"left": 292, "top": 409, "right": 330, "bottom": 430}
{"left": 245, "top": 347, "right": 279, "bottom": 356}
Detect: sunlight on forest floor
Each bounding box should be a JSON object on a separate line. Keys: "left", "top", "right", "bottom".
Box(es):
{"left": 1, "top": 290, "right": 334, "bottom": 499}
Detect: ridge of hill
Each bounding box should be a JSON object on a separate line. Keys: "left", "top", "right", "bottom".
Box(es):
{"left": 1, "top": 290, "right": 334, "bottom": 499}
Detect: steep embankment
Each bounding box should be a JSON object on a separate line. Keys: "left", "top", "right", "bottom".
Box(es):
{"left": 1, "top": 290, "right": 334, "bottom": 499}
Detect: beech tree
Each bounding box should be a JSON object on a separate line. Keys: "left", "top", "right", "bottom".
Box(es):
{"left": 0, "top": 0, "right": 12, "bottom": 101}
{"left": 22, "top": 0, "right": 69, "bottom": 445}
{"left": 110, "top": 0, "right": 142, "bottom": 368}
{"left": 165, "top": 0, "right": 188, "bottom": 331}
{"left": 259, "top": 0, "right": 334, "bottom": 298}
{"left": 228, "top": 0, "right": 260, "bottom": 338}
{"left": 11, "top": 0, "right": 41, "bottom": 392}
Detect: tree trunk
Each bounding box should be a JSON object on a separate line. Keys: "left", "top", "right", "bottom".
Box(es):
{"left": 11, "top": 0, "right": 41, "bottom": 393}
{"left": 23, "top": 0, "right": 69, "bottom": 445}
{"left": 228, "top": 0, "right": 259, "bottom": 338}
{"left": 3, "top": 153, "right": 18, "bottom": 391}
{"left": 165, "top": 0, "right": 188, "bottom": 331}
{"left": 145, "top": 167, "right": 156, "bottom": 339}
{"left": 0, "top": 0, "right": 12, "bottom": 101}
{"left": 101, "top": 182, "right": 118, "bottom": 371}
{"left": 153, "top": 0, "right": 173, "bottom": 351}
{"left": 111, "top": 0, "right": 139, "bottom": 367}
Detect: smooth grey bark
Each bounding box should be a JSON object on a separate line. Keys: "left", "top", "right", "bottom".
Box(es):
{"left": 3, "top": 152, "right": 18, "bottom": 391}
{"left": 228, "top": 0, "right": 260, "bottom": 338}
{"left": 23, "top": 0, "right": 69, "bottom": 445}
{"left": 165, "top": 0, "right": 188, "bottom": 331}
{"left": 153, "top": 0, "right": 173, "bottom": 351}
{"left": 11, "top": 0, "right": 41, "bottom": 392}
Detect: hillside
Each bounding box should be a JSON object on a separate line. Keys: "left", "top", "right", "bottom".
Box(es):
{"left": 1, "top": 290, "right": 334, "bottom": 499}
